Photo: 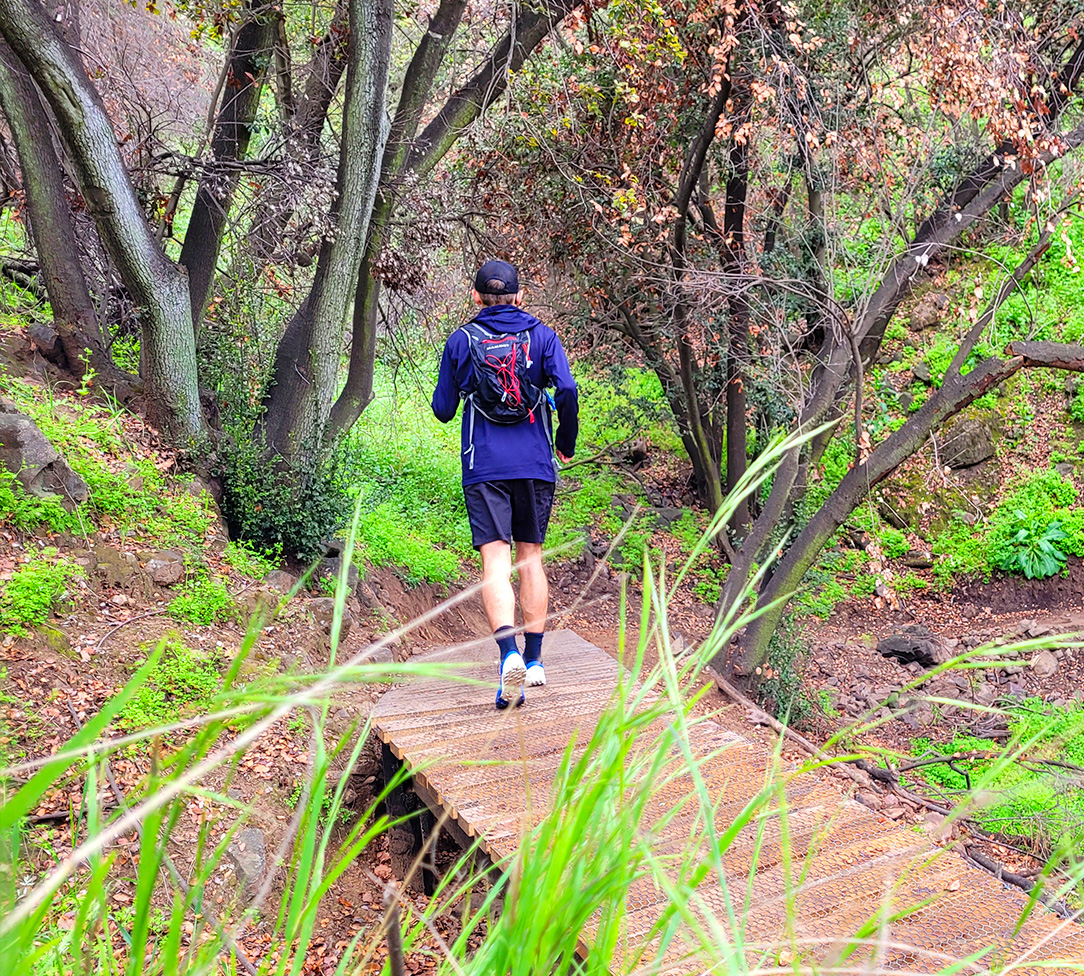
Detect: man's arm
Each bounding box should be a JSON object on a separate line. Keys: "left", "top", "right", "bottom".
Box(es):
{"left": 432, "top": 334, "right": 466, "bottom": 422}
{"left": 542, "top": 330, "right": 579, "bottom": 459}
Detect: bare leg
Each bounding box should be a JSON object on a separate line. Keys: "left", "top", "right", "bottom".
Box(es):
{"left": 515, "top": 541, "right": 548, "bottom": 631}
{"left": 479, "top": 540, "right": 515, "bottom": 631}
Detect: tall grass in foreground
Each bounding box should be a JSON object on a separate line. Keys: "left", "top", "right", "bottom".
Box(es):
{"left": 1, "top": 430, "right": 1083, "bottom": 975}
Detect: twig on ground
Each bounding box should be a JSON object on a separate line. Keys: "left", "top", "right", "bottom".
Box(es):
{"left": 382, "top": 883, "right": 406, "bottom": 976}
{"left": 95, "top": 609, "right": 168, "bottom": 652}
{"left": 964, "top": 846, "right": 1072, "bottom": 918}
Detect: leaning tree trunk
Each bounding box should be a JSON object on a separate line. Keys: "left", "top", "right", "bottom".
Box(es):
{"left": 0, "top": 37, "right": 110, "bottom": 378}
{"left": 259, "top": 0, "right": 393, "bottom": 461}
{"left": 0, "top": 0, "right": 205, "bottom": 445}
{"left": 179, "top": 2, "right": 277, "bottom": 333}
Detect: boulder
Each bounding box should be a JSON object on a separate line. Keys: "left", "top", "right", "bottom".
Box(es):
{"left": 0, "top": 399, "right": 88, "bottom": 508}
{"left": 308, "top": 596, "right": 353, "bottom": 639}
{"left": 144, "top": 550, "right": 185, "bottom": 586}
{"left": 909, "top": 293, "right": 948, "bottom": 332}
{"left": 876, "top": 625, "right": 946, "bottom": 668}
{"left": 912, "top": 362, "right": 933, "bottom": 385}
{"left": 941, "top": 419, "right": 995, "bottom": 469}
{"left": 264, "top": 569, "right": 299, "bottom": 594}
{"left": 317, "top": 556, "right": 359, "bottom": 590}
{"left": 28, "top": 322, "right": 64, "bottom": 363}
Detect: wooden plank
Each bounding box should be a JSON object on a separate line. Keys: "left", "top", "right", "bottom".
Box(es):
{"left": 372, "top": 629, "right": 1084, "bottom": 974}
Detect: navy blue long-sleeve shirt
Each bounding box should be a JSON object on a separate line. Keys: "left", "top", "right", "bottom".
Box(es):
{"left": 432, "top": 305, "right": 579, "bottom": 486}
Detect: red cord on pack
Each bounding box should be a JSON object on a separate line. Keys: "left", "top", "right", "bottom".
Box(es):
{"left": 484, "top": 345, "right": 522, "bottom": 406}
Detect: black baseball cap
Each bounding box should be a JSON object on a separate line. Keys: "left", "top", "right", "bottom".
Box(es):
{"left": 474, "top": 259, "right": 519, "bottom": 295}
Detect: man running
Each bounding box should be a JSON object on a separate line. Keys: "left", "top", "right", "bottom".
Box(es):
{"left": 432, "top": 260, "right": 579, "bottom": 708}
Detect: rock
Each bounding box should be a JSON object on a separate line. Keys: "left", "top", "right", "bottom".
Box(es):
{"left": 145, "top": 550, "right": 185, "bottom": 586}
{"left": 882, "top": 805, "right": 907, "bottom": 820}
{"left": 0, "top": 399, "right": 89, "bottom": 509}
{"left": 876, "top": 625, "right": 945, "bottom": 668}
{"left": 264, "top": 570, "right": 299, "bottom": 595}
{"left": 912, "top": 362, "right": 933, "bottom": 385}
{"left": 898, "top": 391, "right": 913, "bottom": 412}
{"left": 37, "top": 623, "right": 71, "bottom": 656}
{"left": 1026, "top": 621, "right": 1052, "bottom": 638}
{"left": 652, "top": 507, "right": 685, "bottom": 528}
{"left": 1030, "top": 649, "right": 1058, "bottom": 679}
{"left": 308, "top": 597, "right": 353, "bottom": 639}
{"left": 669, "top": 631, "right": 691, "bottom": 656}
{"left": 93, "top": 545, "right": 141, "bottom": 588}
{"left": 877, "top": 497, "right": 909, "bottom": 530}
{"left": 1067, "top": 375, "right": 1082, "bottom": 396}
{"left": 237, "top": 585, "right": 280, "bottom": 622}
{"left": 1055, "top": 462, "right": 1075, "bottom": 480}
{"left": 28, "top": 322, "right": 64, "bottom": 363}
{"left": 909, "top": 293, "right": 948, "bottom": 332}
{"left": 941, "top": 419, "right": 995, "bottom": 469}
{"left": 901, "top": 698, "right": 936, "bottom": 727}
{"left": 317, "top": 556, "right": 360, "bottom": 590}
{"left": 226, "top": 827, "right": 266, "bottom": 892}
{"left": 362, "top": 644, "right": 395, "bottom": 665}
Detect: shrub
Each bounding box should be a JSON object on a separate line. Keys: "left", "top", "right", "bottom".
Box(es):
{"left": 987, "top": 469, "right": 1084, "bottom": 574}
{"left": 0, "top": 550, "right": 83, "bottom": 635}
{"left": 219, "top": 440, "right": 351, "bottom": 562}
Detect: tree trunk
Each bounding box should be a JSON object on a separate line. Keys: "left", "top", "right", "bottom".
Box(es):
{"left": 0, "top": 36, "right": 108, "bottom": 376}
{"left": 0, "top": 0, "right": 204, "bottom": 445}
{"left": 723, "top": 140, "right": 750, "bottom": 532}
{"left": 731, "top": 344, "right": 1084, "bottom": 672}
{"left": 249, "top": 1, "right": 349, "bottom": 262}
{"left": 179, "top": 3, "right": 277, "bottom": 332}
{"left": 259, "top": 0, "right": 393, "bottom": 461}
{"left": 325, "top": 0, "right": 581, "bottom": 440}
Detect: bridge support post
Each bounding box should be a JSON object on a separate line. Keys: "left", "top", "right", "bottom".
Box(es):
{"left": 380, "top": 742, "right": 437, "bottom": 895}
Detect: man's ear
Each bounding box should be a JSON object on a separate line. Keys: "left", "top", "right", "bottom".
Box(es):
{"left": 471, "top": 288, "right": 483, "bottom": 306}
{"left": 513, "top": 290, "right": 524, "bottom": 307}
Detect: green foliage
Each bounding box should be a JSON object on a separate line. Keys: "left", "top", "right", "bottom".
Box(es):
{"left": 986, "top": 470, "right": 1084, "bottom": 578}
{"left": 990, "top": 516, "right": 1068, "bottom": 579}
{"left": 356, "top": 502, "right": 459, "bottom": 585}
{"left": 758, "top": 616, "right": 812, "bottom": 723}
{"left": 0, "top": 374, "right": 213, "bottom": 548}
{"left": 223, "top": 539, "right": 279, "bottom": 580}
{"left": 932, "top": 516, "right": 989, "bottom": 585}
{"left": 1069, "top": 384, "right": 1084, "bottom": 423}
{"left": 879, "top": 526, "right": 910, "bottom": 559}
{"left": 220, "top": 437, "right": 351, "bottom": 562}
{"left": 0, "top": 550, "right": 83, "bottom": 635}
{"left": 168, "top": 575, "right": 237, "bottom": 626}
{"left": 910, "top": 699, "right": 1084, "bottom": 851}
{"left": 0, "top": 468, "right": 84, "bottom": 535}
{"left": 573, "top": 364, "right": 680, "bottom": 453}
{"left": 119, "top": 636, "right": 221, "bottom": 732}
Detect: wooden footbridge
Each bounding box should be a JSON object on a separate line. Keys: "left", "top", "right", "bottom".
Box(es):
{"left": 372, "top": 631, "right": 1084, "bottom": 974}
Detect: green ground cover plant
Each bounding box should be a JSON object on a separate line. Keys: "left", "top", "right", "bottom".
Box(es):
{"left": 0, "top": 550, "right": 82, "bottom": 636}
{"left": 910, "top": 697, "right": 1084, "bottom": 855}
{"left": 222, "top": 539, "right": 279, "bottom": 580}
{"left": 167, "top": 574, "right": 238, "bottom": 626}
{"left": 0, "top": 468, "right": 84, "bottom": 535}
{"left": 119, "top": 635, "right": 222, "bottom": 732}
{"left": 0, "top": 374, "right": 213, "bottom": 548}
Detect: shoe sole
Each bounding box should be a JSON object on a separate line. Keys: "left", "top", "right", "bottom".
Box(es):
{"left": 525, "top": 664, "right": 546, "bottom": 687}
{"left": 499, "top": 655, "right": 527, "bottom": 701}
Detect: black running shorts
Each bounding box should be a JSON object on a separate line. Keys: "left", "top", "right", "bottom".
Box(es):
{"left": 463, "top": 479, "right": 556, "bottom": 548}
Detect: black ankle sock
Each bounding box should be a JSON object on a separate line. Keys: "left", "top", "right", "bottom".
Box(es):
{"left": 523, "top": 631, "right": 544, "bottom": 665}
{"left": 494, "top": 626, "right": 518, "bottom": 662}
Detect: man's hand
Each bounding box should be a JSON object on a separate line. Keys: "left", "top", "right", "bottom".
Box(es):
{"left": 557, "top": 450, "right": 572, "bottom": 463}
